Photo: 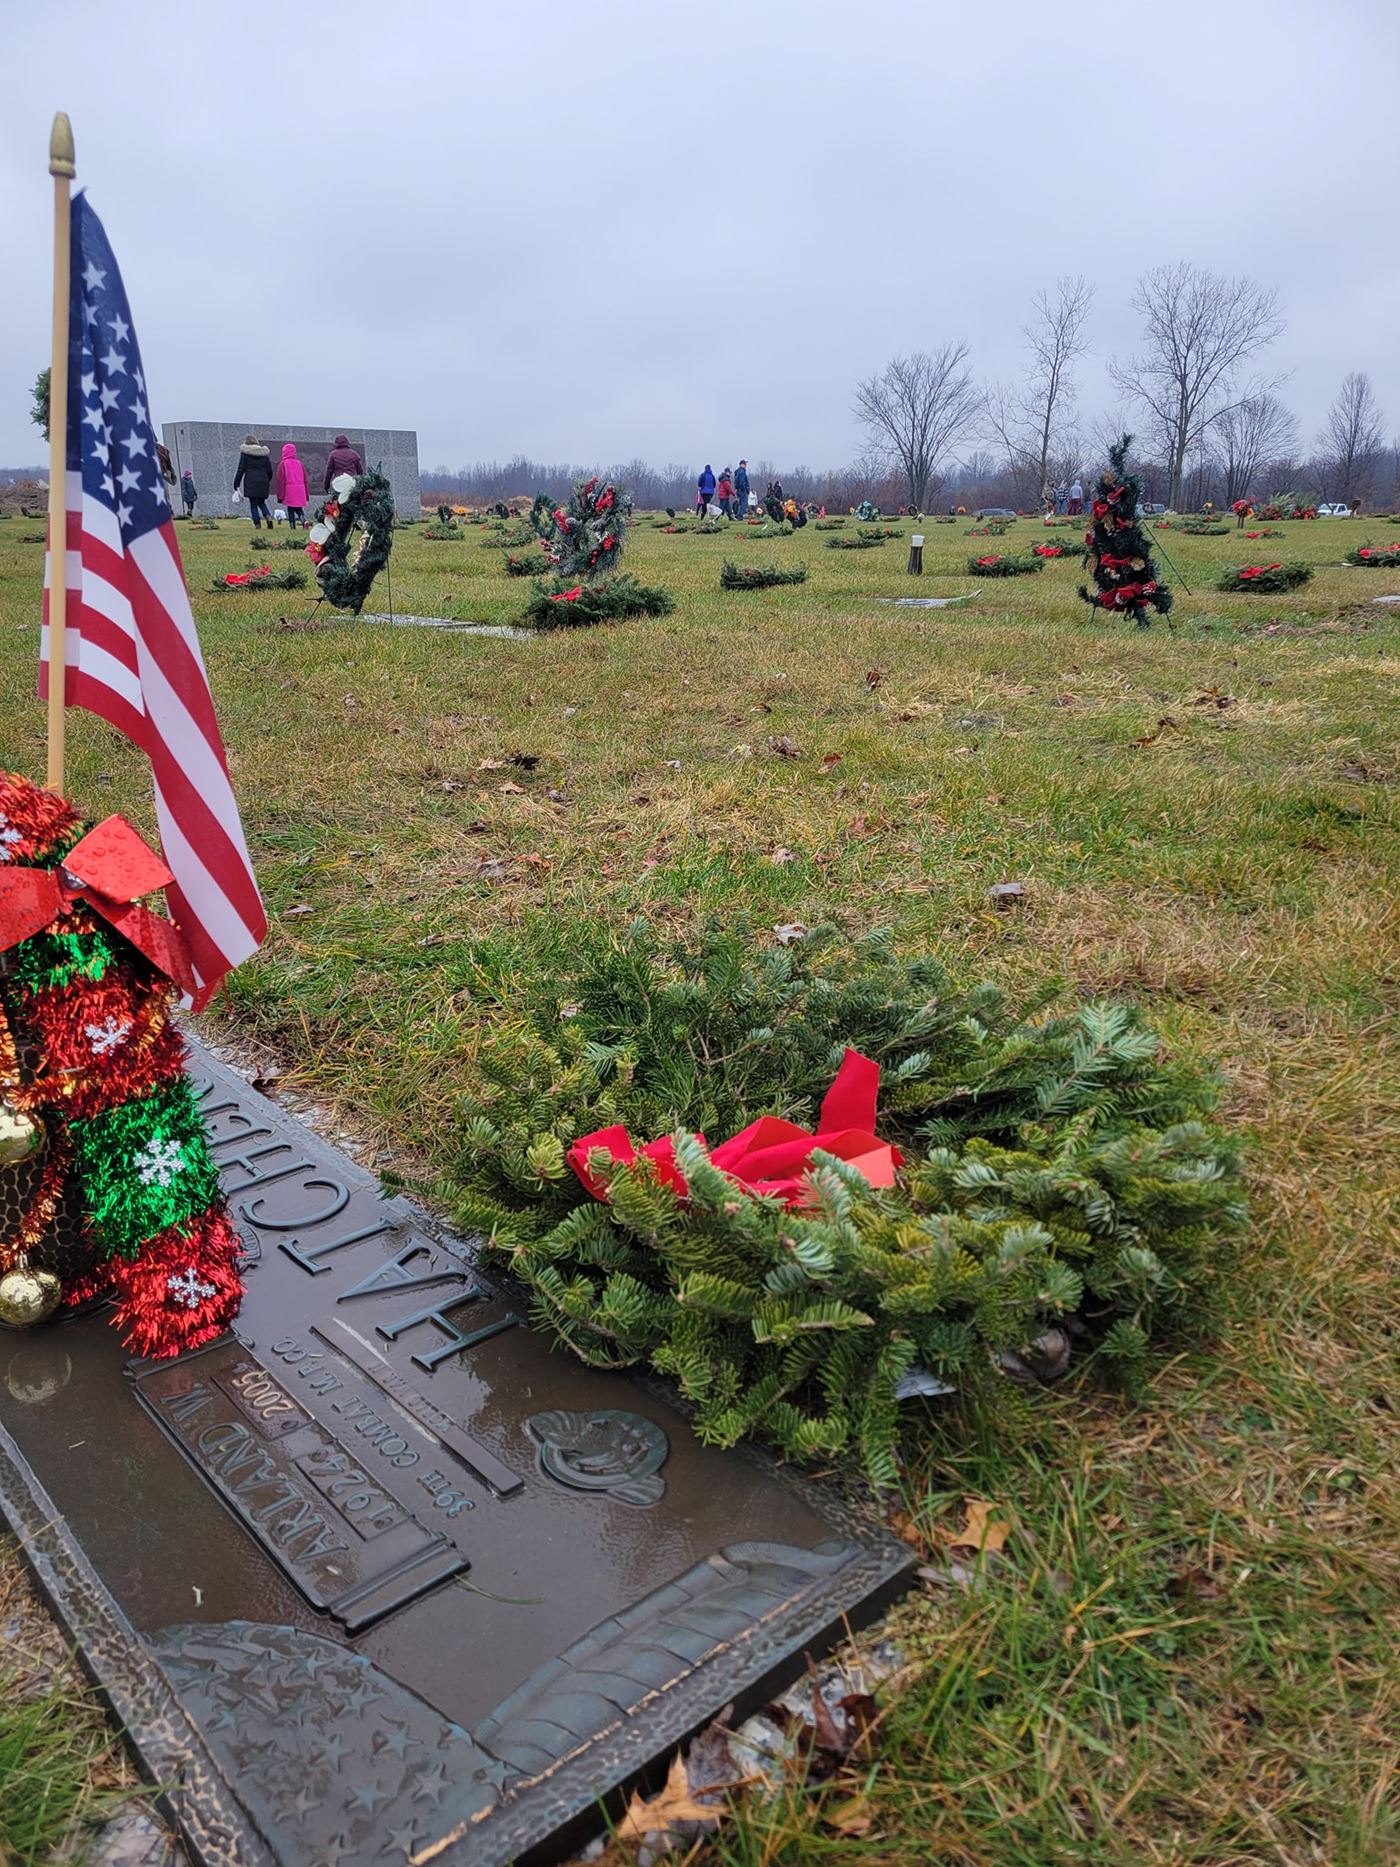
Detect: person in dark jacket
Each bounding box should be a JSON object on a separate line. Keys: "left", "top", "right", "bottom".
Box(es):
{"left": 323, "top": 434, "right": 364, "bottom": 490}
{"left": 232, "top": 434, "right": 274, "bottom": 529}
{"left": 696, "top": 463, "right": 716, "bottom": 515}
{"left": 180, "top": 469, "right": 197, "bottom": 516}
{"left": 734, "top": 459, "right": 750, "bottom": 515}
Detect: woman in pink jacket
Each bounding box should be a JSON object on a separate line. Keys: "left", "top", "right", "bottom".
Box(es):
{"left": 275, "top": 443, "right": 309, "bottom": 529}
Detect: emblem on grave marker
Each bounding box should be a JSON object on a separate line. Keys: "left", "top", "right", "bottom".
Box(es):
{"left": 526, "top": 1407, "right": 669, "bottom": 1508}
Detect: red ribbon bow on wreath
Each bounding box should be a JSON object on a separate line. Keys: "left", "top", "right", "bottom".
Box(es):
{"left": 0, "top": 814, "right": 197, "bottom": 1000}
{"left": 568, "top": 1047, "right": 903, "bottom": 1209}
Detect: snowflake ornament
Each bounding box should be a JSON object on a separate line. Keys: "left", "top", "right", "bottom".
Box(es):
{"left": 135, "top": 1136, "right": 186, "bottom": 1188}
{"left": 85, "top": 1016, "right": 133, "bottom": 1056}
{"left": 167, "top": 1265, "right": 216, "bottom": 1310}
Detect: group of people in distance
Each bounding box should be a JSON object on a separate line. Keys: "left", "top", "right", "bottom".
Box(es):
{"left": 176, "top": 433, "right": 365, "bottom": 532}
{"left": 1042, "top": 477, "right": 1085, "bottom": 518}
{"left": 696, "top": 461, "right": 752, "bottom": 519}
{"left": 695, "top": 463, "right": 819, "bottom": 526}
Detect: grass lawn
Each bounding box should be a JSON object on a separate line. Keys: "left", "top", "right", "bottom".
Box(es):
{"left": 1, "top": 506, "right": 1397, "bottom": 1864}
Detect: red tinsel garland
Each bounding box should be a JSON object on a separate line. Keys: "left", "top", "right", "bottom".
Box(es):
{"left": 1, "top": 770, "right": 244, "bottom": 1358}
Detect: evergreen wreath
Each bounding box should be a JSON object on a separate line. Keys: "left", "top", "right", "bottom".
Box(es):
{"left": 857, "top": 526, "right": 904, "bottom": 541}
{"left": 530, "top": 477, "right": 633, "bottom": 581}
{"left": 720, "top": 561, "right": 808, "bottom": 590}
{"left": 518, "top": 574, "right": 675, "bottom": 630}
{"left": 827, "top": 534, "right": 885, "bottom": 550}
{"left": 423, "top": 521, "right": 465, "bottom": 541}
{"left": 305, "top": 467, "right": 395, "bottom": 614}
{"left": 0, "top": 771, "right": 244, "bottom": 1358}
{"left": 210, "top": 563, "right": 307, "bottom": 592}
{"left": 1079, "top": 438, "right": 1174, "bottom": 626}
{"left": 813, "top": 518, "right": 847, "bottom": 530}
{"left": 1179, "top": 522, "right": 1230, "bottom": 536}
{"left": 1032, "top": 541, "right": 1086, "bottom": 560}
{"left": 1345, "top": 542, "right": 1400, "bottom": 568}
{"left": 1216, "top": 561, "right": 1313, "bottom": 593}
{"left": 967, "top": 553, "right": 1044, "bottom": 576}
{"left": 444, "top": 920, "right": 1243, "bottom": 1486}
{"left": 504, "top": 550, "right": 550, "bottom": 577}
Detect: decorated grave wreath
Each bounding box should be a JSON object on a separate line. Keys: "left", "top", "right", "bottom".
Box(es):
{"left": 968, "top": 553, "right": 1044, "bottom": 577}
{"left": 1345, "top": 542, "right": 1400, "bottom": 568}
{"left": 0, "top": 771, "right": 243, "bottom": 1356}
{"left": 443, "top": 918, "right": 1245, "bottom": 1487}
{"left": 524, "top": 477, "right": 672, "bottom": 626}
{"left": 720, "top": 560, "right": 808, "bottom": 590}
{"left": 1217, "top": 561, "right": 1313, "bottom": 593}
{"left": 304, "top": 466, "right": 395, "bottom": 613}
{"left": 211, "top": 563, "right": 307, "bottom": 592}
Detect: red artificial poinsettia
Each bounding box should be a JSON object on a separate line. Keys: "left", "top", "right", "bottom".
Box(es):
{"left": 548, "top": 585, "right": 583, "bottom": 603}
{"left": 975, "top": 555, "right": 1003, "bottom": 567}
{"left": 1034, "top": 544, "right": 1063, "bottom": 557}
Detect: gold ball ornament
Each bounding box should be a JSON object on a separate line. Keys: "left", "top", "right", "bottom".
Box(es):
{"left": 0, "top": 1102, "right": 45, "bottom": 1168}
{"left": 0, "top": 1256, "right": 62, "bottom": 1327}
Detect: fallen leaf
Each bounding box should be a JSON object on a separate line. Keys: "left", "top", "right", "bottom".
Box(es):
{"left": 464, "top": 819, "right": 488, "bottom": 833}
{"left": 865, "top": 668, "right": 884, "bottom": 691}
{"left": 509, "top": 752, "right": 541, "bottom": 769}
{"left": 820, "top": 752, "right": 843, "bottom": 772}
{"left": 283, "top": 903, "right": 314, "bottom": 919}
{"left": 1133, "top": 716, "right": 1180, "bottom": 746}
{"left": 499, "top": 781, "right": 526, "bottom": 795}
{"left": 477, "top": 757, "right": 505, "bottom": 770}
{"left": 545, "top": 786, "right": 567, "bottom": 803}
{"left": 473, "top": 858, "right": 509, "bottom": 882}
{"left": 664, "top": 759, "right": 683, "bottom": 770}
{"left": 946, "top": 1497, "right": 1013, "bottom": 1555}
{"left": 1165, "top": 1565, "right": 1227, "bottom": 1603}
{"left": 769, "top": 735, "right": 803, "bottom": 759}
{"left": 250, "top": 1065, "right": 282, "bottom": 1092}
{"left": 559, "top": 1002, "right": 581, "bottom": 1019}
{"left": 989, "top": 881, "right": 1025, "bottom": 908}
{"left": 1193, "top": 691, "right": 1235, "bottom": 709}
{"left": 769, "top": 847, "right": 796, "bottom": 864}
{"left": 773, "top": 921, "right": 808, "bottom": 945}
{"left": 826, "top": 1793, "right": 875, "bottom": 1837}
{"left": 1051, "top": 694, "right": 1076, "bottom": 707}
{"left": 614, "top": 1751, "right": 724, "bottom": 1842}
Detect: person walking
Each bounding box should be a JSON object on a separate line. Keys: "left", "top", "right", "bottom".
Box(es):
{"left": 276, "top": 442, "right": 310, "bottom": 529}
{"left": 232, "top": 433, "right": 275, "bottom": 530}
{"left": 323, "top": 433, "right": 364, "bottom": 490}
{"left": 1067, "top": 477, "right": 1084, "bottom": 517}
{"left": 734, "top": 458, "right": 750, "bottom": 516}
{"left": 180, "top": 469, "right": 197, "bottom": 517}
{"left": 696, "top": 463, "right": 716, "bottom": 515}
{"left": 716, "top": 468, "right": 735, "bottom": 518}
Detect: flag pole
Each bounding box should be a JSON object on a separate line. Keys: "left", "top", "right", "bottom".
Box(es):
{"left": 46, "top": 111, "right": 75, "bottom": 795}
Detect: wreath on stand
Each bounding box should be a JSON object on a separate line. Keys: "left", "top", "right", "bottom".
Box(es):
{"left": 304, "top": 467, "right": 395, "bottom": 613}
{"left": 0, "top": 771, "right": 244, "bottom": 1356}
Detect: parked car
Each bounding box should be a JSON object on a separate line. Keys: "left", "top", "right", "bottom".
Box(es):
{"left": 976, "top": 506, "right": 1016, "bottom": 520}
{"left": 1317, "top": 503, "right": 1353, "bottom": 517}
{"left": 1139, "top": 502, "right": 1167, "bottom": 517}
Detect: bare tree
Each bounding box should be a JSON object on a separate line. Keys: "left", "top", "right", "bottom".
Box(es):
{"left": 1211, "top": 389, "right": 1299, "bottom": 504}
{"left": 981, "top": 278, "right": 1093, "bottom": 503}
{"left": 1112, "top": 262, "right": 1284, "bottom": 508}
{"left": 1024, "top": 277, "right": 1094, "bottom": 496}
{"left": 853, "top": 346, "right": 979, "bottom": 510}
{"left": 1319, "top": 371, "right": 1385, "bottom": 501}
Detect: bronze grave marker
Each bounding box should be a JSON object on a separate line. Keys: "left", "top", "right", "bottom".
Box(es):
{"left": 0, "top": 1040, "right": 914, "bottom": 1865}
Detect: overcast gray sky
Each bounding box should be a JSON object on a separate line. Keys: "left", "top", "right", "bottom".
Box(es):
{"left": 2, "top": 0, "right": 1397, "bottom": 475}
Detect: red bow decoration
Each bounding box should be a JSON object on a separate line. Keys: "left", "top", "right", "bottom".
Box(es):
{"left": 568, "top": 1048, "right": 903, "bottom": 1209}
{"left": 0, "top": 815, "right": 197, "bottom": 999}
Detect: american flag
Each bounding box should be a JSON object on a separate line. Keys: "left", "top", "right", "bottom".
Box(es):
{"left": 41, "top": 194, "right": 266, "bottom": 1005}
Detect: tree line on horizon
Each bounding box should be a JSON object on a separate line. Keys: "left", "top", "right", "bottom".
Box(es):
{"left": 424, "top": 265, "right": 1395, "bottom": 516}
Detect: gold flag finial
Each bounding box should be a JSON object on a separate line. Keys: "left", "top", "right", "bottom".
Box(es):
{"left": 49, "top": 112, "right": 75, "bottom": 178}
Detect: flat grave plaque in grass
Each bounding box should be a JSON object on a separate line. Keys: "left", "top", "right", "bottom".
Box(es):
{"left": 0, "top": 1040, "right": 914, "bottom": 1867}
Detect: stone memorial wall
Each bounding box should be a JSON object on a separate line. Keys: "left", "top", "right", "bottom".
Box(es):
{"left": 160, "top": 421, "right": 420, "bottom": 521}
